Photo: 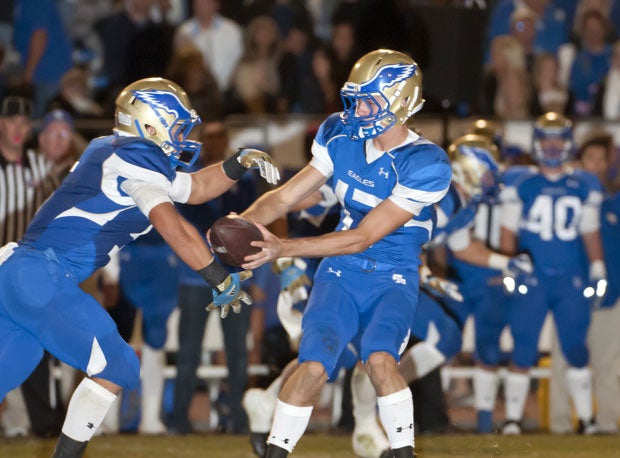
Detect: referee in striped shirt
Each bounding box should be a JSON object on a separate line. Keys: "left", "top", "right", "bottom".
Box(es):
{"left": 0, "top": 95, "right": 60, "bottom": 437}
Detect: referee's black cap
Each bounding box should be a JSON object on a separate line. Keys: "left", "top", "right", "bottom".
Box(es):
{"left": 1, "top": 96, "right": 33, "bottom": 118}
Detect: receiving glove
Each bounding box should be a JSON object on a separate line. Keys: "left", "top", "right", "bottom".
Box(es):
{"left": 206, "top": 270, "right": 253, "bottom": 318}
{"left": 419, "top": 263, "right": 463, "bottom": 302}
{"left": 238, "top": 148, "right": 281, "bottom": 185}
{"left": 584, "top": 260, "right": 607, "bottom": 308}
{"left": 273, "top": 257, "right": 311, "bottom": 292}
{"left": 501, "top": 253, "right": 534, "bottom": 295}
{"left": 423, "top": 275, "right": 464, "bottom": 302}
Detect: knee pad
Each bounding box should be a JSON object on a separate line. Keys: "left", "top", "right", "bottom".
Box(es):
{"left": 298, "top": 323, "right": 343, "bottom": 380}
{"left": 141, "top": 318, "right": 168, "bottom": 350}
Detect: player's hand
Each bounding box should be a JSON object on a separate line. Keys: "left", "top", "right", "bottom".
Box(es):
{"left": 273, "top": 257, "right": 311, "bottom": 292}
{"left": 501, "top": 254, "right": 534, "bottom": 295}
{"left": 504, "top": 253, "right": 533, "bottom": 277}
{"left": 241, "top": 223, "right": 283, "bottom": 269}
{"left": 206, "top": 270, "right": 253, "bottom": 318}
{"left": 584, "top": 261, "right": 607, "bottom": 308}
{"left": 238, "top": 148, "right": 280, "bottom": 185}
{"left": 423, "top": 275, "right": 464, "bottom": 302}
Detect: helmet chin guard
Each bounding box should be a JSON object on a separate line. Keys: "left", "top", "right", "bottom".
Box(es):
{"left": 115, "top": 77, "right": 202, "bottom": 168}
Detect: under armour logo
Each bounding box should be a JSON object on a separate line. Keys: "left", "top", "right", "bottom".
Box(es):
{"left": 396, "top": 423, "right": 413, "bottom": 433}
{"left": 392, "top": 273, "right": 407, "bottom": 285}
{"left": 378, "top": 167, "right": 389, "bottom": 179}
{"left": 270, "top": 435, "right": 290, "bottom": 444}
{"left": 327, "top": 267, "right": 342, "bottom": 277}
{"left": 86, "top": 422, "right": 94, "bottom": 429}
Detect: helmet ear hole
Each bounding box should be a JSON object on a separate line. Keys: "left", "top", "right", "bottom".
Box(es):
{"left": 144, "top": 124, "right": 157, "bottom": 136}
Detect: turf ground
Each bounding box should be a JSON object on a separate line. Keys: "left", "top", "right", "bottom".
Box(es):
{"left": 2, "top": 433, "right": 620, "bottom": 458}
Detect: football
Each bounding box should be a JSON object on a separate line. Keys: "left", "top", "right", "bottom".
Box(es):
{"left": 209, "top": 215, "right": 264, "bottom": 267}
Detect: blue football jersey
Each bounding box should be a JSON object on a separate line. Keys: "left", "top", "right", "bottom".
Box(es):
{"left": 501, "top": 166, "right": 603, "bottom": 276}
{"left": 20, "top": 135, "right": 183, "bottom": 282}
{"left": 310, "top": 114, "right": 451, "bottom": 266}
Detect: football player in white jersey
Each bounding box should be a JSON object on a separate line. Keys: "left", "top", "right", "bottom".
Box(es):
{"left": 0, "top": 77, "right": 279, "bottom": 457}
{"left": 240, "top": 49, "right": 452, "bottom": 458}
{"left": 499, "top": 112, "right": 606, "bottom": 435}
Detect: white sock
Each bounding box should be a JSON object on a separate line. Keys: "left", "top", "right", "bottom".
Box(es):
{"left": 267, "top": 400, "right": 313, "bottom": 452}
{"left": 140, "top": 344, "right": 165, "bottom": 427}
{"left": 99, "top": 394, "right": 121, "bottom": 434}
{"left": 377, "top": 388, "right": 414, "bottom": 450}
{"left": 566, "top": 366, "right": 594, "bottom": 421}
{"left": 62, "top": 378, "right": 117, "bottom": 442}
{"left": 407, "top": 342, "right": 446, "bottom": 381}
{"left": 504, "top": 372, "right": 529, "bottom": 422}
{"left": 473, "top": 368, "right": 499, "bottom": 412}
{"left": 351, "top": 365, "right": 377, "bottom": 428}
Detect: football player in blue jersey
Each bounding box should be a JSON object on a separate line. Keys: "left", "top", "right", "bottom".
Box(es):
{"left": 238, "top": 49, "right": 452, "bottom": 458}
{"left": 499, "top": 112, "right": 606, "bottom": 435}
{"left": 548, "top": 131, "right": 620, "bottom": 434}
{"left": 0, "top": 77, "right": 280, "bottom": 457}
{"left": 401, "top": 133, "right": 533, "bottom": 435}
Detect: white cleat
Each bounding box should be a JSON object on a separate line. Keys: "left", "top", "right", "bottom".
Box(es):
{"left": 242, "top": 388, "right": 277, "bottom": 434}
{"left": 352, "top": 419, "right": 391, "bottom": 458}
{"left": 138, "top": 419, "right": 167, "bottom": 435}
{"left": 501, "top": 420, "right": 522, "bottom": 435}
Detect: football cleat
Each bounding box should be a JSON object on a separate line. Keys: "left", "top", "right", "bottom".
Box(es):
{"left": 352, "top": 418, "right": 391, "bottom": 458}
{"left": 501, "top": 420, "right": 522, "bottom": 435}
{"left": 242, "top": 388, "right": 277, "bottom": 435}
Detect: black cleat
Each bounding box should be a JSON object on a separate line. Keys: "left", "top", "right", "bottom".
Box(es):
{"left": 51, "top": 433, "right": 88, "bottom": 458}
{"left": 249, "top": 432, "right": 268, "bottom": 457}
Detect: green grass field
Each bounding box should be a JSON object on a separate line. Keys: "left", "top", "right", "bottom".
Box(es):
{"left": 2, "top": 433, "right": 620, "bottom": 458}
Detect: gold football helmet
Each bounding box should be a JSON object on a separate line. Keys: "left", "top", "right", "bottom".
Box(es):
{"left": 115, "top": 77, "right": 202, "bottom": 167}
{"left": 448, "top": 133, "right": 501, "bottom": 199}
{"left": 470, "top": 118, "right": 503, "bottom": 146}
{"left": 532, "top": 112, "right": 573, "bottom": 167}
{"left": 340, "top": 49, "right": 424, "bottom": 140}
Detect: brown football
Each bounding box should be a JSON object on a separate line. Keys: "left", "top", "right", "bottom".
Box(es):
{"left": 209, "top": 215, "right": 264, "bottom": 267}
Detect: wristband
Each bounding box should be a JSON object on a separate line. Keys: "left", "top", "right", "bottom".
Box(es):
{"left": 589, "top": 259, "right": 606, "bottom": 280}
{"left": 222, "top": 150, "right": 246, "bottom": 181}
{"left": 488, "top": 253, "right": 509, "bottom": 271}
{"left": 197, "top": 260, "right": 229, "bottom": 290}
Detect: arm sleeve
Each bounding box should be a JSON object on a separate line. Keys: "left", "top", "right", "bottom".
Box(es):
{"left": 499, "top": 186, "right": 522, "bottom": 232}
{"left": 169, "top": 172, "right": 192, "bottom": 203}
{"left": 580, "top": 189, "right": 602, "bottom": 233}
{"left": 309, "top": 140, "right": 334, "bottom": 177}
{"left": 121, "top": 179, "right": 173, "bottom": 217}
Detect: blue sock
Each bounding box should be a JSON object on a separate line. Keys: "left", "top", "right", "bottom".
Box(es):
{"left": 477, "top": 410, "right": 493, "bottom": 433}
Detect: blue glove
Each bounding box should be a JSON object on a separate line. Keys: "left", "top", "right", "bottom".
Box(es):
{"left": 274, "top": 258, "right": 311, "bottom": 292}
{"left": 206, "top": 270, "right": 253, "bottom": 318}
{"left": 584, "top": 261, "right": 607, "bottom": 308}
{"left": 502, "top": 254, "right": 534, "bottom": 295}
{"left": 422, "top": 275, "right": 464, "bottom": 302}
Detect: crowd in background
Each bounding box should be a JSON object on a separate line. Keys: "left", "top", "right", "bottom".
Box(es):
{"left": 1, "top": 0, "right": 620, "bottom": 442}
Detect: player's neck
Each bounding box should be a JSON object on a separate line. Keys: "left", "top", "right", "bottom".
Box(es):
{"left": 540, "top": 164, "right": 565, "bottom": 180}
{"left": 372, "top": 125, "right": 408, "bottom": 152}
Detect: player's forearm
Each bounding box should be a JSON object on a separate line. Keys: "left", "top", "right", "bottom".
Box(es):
{"left": 582, "top": 230, "right": 604, "bottom": 263}
{"left": 186, "top": 163, "right": 237, "bottom": 204}
{"left": 149, "top": 203, "right": 214, "bottom": 270}
{"left": 279, "top": 228, "right": 371, "bottom": 259}
{"left": 453, "top": 240, "right": 497, "bottom": 268}
{"left": 499, "top": 226, "right": 518, "bottom": 255}
{"left": 242, "top": 188, "right": 294, "bottom": 226}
